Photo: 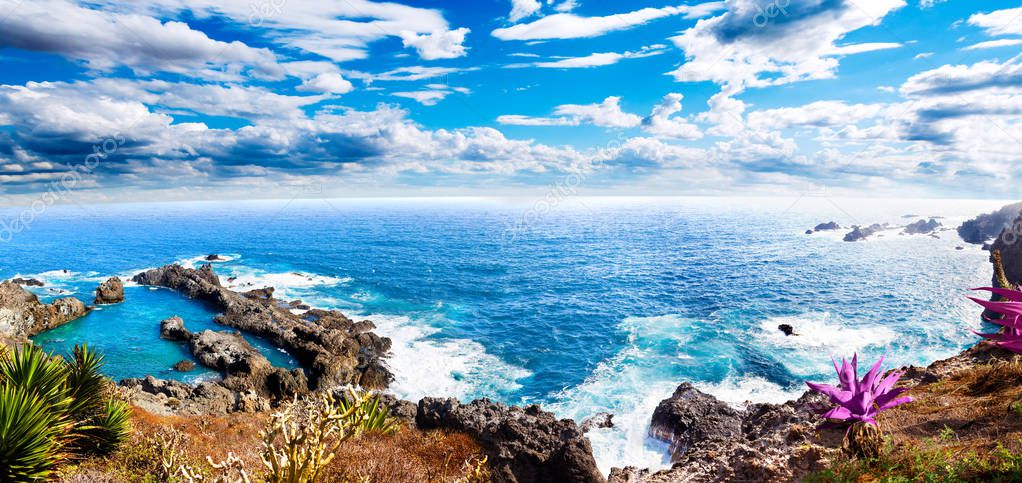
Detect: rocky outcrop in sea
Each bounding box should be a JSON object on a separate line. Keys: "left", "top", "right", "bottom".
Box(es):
{"left": 0, "top": 280, "right": 89, "bottom": 341}
{"left": 958, "top": 201, "right": 1022, "bottom": 245}
{"left": 94, "top": 276, "right": 124, "bottom": 304}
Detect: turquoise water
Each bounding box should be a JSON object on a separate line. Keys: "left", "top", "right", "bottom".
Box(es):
{"left": 0, "top": 196, "right": 1006, "bottom": 472}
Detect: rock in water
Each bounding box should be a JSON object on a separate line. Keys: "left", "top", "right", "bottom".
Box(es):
{"left": 649, "top": 383, "right": 744, "bottom": 461}
{"left": 902, "top": 219, "right": 941, "bottom": 235}
{"left": 172, "top": 360, "right": 195, "bottom": 372}
{"left": 814, "top": 221, "right": 841, "bottom": 231}
{"left": 843, "top": 224, "right": 887, "bottom": 242}
{"left": 94, "top": 276, "right": 125, "bottom": 304}
{"left": 10, "top": 277, "right": 43, "bottom": 287}
{"left": 958, "top": 201, "right": 1022, "bottom": 245}
{"left": 205, "top": 254, "right": 223, "bottom": 261}
{"left": 580, "top": 412, "right": 615, "bottom": 433}
{"left": 778, "top": 324, "right": 796, "bottom": 336}
{"left": 0, "top": 281, "right": 89, "bottom": 341}
{"left": 159, "top": 316, "right": 192, "bottom": 341}
{"left": 132, "top": 263, "right": 392, "bottom": 391}
{"left": 416, "top": 398, "right": 605, "bottom": 483}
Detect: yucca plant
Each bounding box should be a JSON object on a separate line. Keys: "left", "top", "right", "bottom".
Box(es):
{"left": 969, "top": 288, "right": 1022, "bottom": 353}
{"left": 337, "top": 389, "right": 400, "bottom": 436}
{"left": 0, "top": 383, "right": 66, "bottom": 480}
{"left": 0, "top": 343, "right": 130, "bottom": 480}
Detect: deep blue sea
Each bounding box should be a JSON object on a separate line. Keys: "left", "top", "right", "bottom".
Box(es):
{"left": 0, "top": 196, "right": 1005, "bottom": 472}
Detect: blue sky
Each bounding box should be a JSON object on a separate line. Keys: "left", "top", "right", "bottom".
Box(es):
{"left": 0, "top": 0, "right": 1021, "bottom": 203}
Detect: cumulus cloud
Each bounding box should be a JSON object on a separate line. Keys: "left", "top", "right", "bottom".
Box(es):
{"left": 963, "top": 39, "right": 1022, "bottom": 51}
{"left": 399, "top": 28, "right": 471, "bottom": 60}
{"left": 641, "top": 94, "right": 703, "bottom": 140}
{"left": 509, "top": 0, "right": 543, "bottom": 22}
{"left": 492, "top": 3, "right": 725, "bottom": 40}
{"left": 0, "top": 0, "right": 282, "bottom": 80}
{"left": 968, "top": 7, "right": 1022, "bottom": 36}
{"left": 392, "top": 90, "right": 450, "bottom": 106}
{"left": 669, "top": 0, "right": 906, "bottom": 91}
{"left": 88, "top": 0, "right": 469, "bottom": 62}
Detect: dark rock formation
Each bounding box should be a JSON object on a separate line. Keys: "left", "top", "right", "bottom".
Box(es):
{"left": 612, "top": 386, "right": 840, "bottom": 482}
{"left": 172, "top": 360, "right": 195, "bottom": 372}
{"left": 903, "top": 218, "right": 941, "bottom": 235}
{"left": 94, "top": 276, "right": 125, "bottom": 304}
{"left": 990, "top": 213, "right": 1022, "bottom": 288}
{"left": 159, "top": 316, "right": 192, "bottom": 341}
{"left": 813, "top": 221, "right": 841, "bottom": 232}
{"left": 132, "top": 264, "right": 392, "bottom": 391}
{"left": 580, "top": 413, "right": 614, "bottom": 433}
{"left": 843, "top": 224, "right": 887, "bottom": 242}
{"left": 416, "top": 398, "right": 605, "bottom": 483}
{"left": 189, "top": 330, "right": 272, "bottom": 382}
{"left": 10, "top": 277, "right": 43, "bottom": 287}
{"left": 649, "top": 383, "right": 744, "bottom": 461}
{"left": 778, "top": 323, "right": 796, "bottom": 336}
{"left": 205, "top": 254, "right": 224, "bottom": 261}
{"left": 959, "top": 202, "right": 1022, "bottom": 245}
{"left": 0, "top": 280, "right": 89, "bottom": 341}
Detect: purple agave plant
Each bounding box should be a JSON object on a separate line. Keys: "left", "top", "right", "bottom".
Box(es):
{"left": 806, "top": 354, "right": 912, "bottom": 427}
{"left": 969, "top": 287, "right": 1022, "bottom": 353}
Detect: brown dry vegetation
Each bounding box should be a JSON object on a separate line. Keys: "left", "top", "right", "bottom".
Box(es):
{"left": 810, "top": 347, "right": 1022, "bottom": 482}
{"left": 57, "top": 407, "right": 490, "bottom": 482}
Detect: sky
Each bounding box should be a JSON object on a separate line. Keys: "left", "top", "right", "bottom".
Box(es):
{"left": 0, "top": 0, "right": 1021, "bottom": 204}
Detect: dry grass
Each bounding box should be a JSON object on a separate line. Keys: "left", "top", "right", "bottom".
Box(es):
{"left": 57, "top": 406, "right": 489, "bottom": 482}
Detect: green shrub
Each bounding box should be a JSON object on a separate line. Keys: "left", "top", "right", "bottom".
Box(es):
{"left": 0, "top": 343, "right": 130, "bottom": 480}
{"left": 338, "top": 389, "right": 400, "bottom": 436}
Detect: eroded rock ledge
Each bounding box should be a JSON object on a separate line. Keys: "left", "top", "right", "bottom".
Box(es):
{"left": 0, "top": 280, "right": 89, "bottom": 342}
{"left": 131, "top": 263, "right": 392, "bottom": 391}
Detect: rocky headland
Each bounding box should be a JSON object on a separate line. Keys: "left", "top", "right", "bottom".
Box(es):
{"left": 958, "top": 201, "right": 1022, "bottom": 245}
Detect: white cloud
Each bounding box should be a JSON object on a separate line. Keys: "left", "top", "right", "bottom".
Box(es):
{"left": 296, "top": 73, "right": 354, "bottom": 95}
{"left": 392, "top": 90, "right": 450, "bottom": 106}
{"left": 492, "top": 3, "right": 725, "bottom": 40}
{"left": 963, "top": 39, "right": 1022, "bottom": 51}
{"left": 89, "top": 0, "right": 469, "bottom": 62}
{"left": 669, "top": 0, "right": 906, "bottom": 91}
{"left": 747, "top": 101, "right": 884, "bottom": 130}
{"left": 914, "top": 52, "right": 934, "bottom": 59}
{"left": 509, "top": 0, "right": 543, "bottom": 22}
{"left": 555, "top": 97, "right": 642, "bottom": 128}
{"left": 641, "top": 93, "right": 702, "bottom": 140}
{"left": 399, "top": 28, "right": 471, "bottom": 60}
{"left": 0, "top": 0, "right": 282, "bottom": 80}
{"left": 830, "top": 43, "right": 902, "bottom": 55}
{"left": 518, "top": 45, "right": 666, "bottom": 68}
{"left": 968, "top": 7, "right": 1022, "bottom": 36}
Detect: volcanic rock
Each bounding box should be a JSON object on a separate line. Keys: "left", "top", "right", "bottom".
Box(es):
{"left": 94, "top": 276, "right": 125, "bottom": 304}
{"left": 0, "top": 280, "right": 89, "bottom": 340}
{"left": 172, "top": 360, "right": 195, "bottom": 372}
{"left": 580, "top": 412, "right": 615, "bottom": 433}
{"left": 903, "top": 219, "right": 941, "bottom": 235}
{"left": 132, "top": 264, "right": 392, "bottom": 391}
{"left": 416, "top": 397, "right": 605, "bottom": 483}
{"left": 10, "top": 277, "right": 43, "bottom": 287}
{"left": 649, "top": 382, "right": 744, "bottom": 461}
{"left": 159, "top": 316, "right": 192, "bottom": 341}
{"left": 959, "top": 202, "right": 1022, "bottom": 245}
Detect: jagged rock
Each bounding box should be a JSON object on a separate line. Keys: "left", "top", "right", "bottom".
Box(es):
{"left": 94, "top": 276, "right": 125, "bottom": 304}
{"left": 416, "top": 398, "right": 605, "bottom": 483}
{"left": 132, "top": 264, "right": 392, "bottom": 391}
{"left": 613, "top": 387, "right": 840, "bottom": 482}
{"left": 991, "top": 213, "right": 1022, "bottom": 288}
{"left": 650, "top": 383, "right": 744, "bottom": 461}
{"left": 265, "top": 368, "right": 309, "bottom": 400}
{"left": 843, "top": 224, "right": 887, "bottom": 242}
{"left": 159, "top": 316, "right": 192, "bottom": 341}
{"left": 189, "top": 330, "right": 274, "bottom": 395}
{"left": 376, "top": 393, "right": 418, "bottom": 424}
{"left": 813, "top": 221, "right": 841, "bottom": 232}
{"left": 778, "top": 324, "right": 796, "bottom": 336}
{"left": 903, "top": 218, "right": 942, "bottom": 235}
{"left": 10, "top": 277, "right": 43, "bottom": 287}
{"left": 205, "top": 254, "right": 224, "bottom": 261}
{"left": 580, "top": 413, "right": 614, "bottom": 433}
{"left": 959, "top": 202, "right": 1022, "bottom": 244}
{"left": 0, "top": 280, "right": 89, "bottom": 340}
{"left": 172, "top": 360, "right": 195, "bottom": 372}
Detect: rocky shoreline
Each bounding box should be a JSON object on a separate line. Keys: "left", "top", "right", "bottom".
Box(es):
{"left": 2, "top": 203, "right": 1021, "bottom": 482}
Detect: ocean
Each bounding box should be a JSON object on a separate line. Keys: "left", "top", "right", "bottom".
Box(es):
{"left": 0, "top": 196, "right": 1005, "bottom": 473}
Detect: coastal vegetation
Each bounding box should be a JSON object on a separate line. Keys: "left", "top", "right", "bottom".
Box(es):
{"left": 0, "top": 344, "right": 130, "bottom": 481}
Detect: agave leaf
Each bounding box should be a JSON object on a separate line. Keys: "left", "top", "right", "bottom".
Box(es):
{"left": 973, "top": 287, "right": 1022, "bottom": 302}
{"left": 806, "top": 353, "right": 912, "bottom": 427}
{"left": 968, "top": 297, "right": 1022, "bottom": 317}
